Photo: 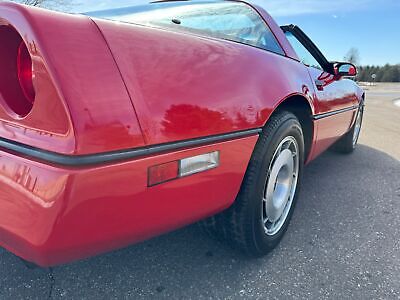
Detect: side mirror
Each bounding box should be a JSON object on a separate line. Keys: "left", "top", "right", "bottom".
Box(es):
{"left": 334, "top": 62, "right": 357, "bottom": 77}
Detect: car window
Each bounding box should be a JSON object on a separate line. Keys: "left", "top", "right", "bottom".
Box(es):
{"left": 284, "top": 31, "right": 323, "bottom": 70}
{"left": 90, "top": 2, "right": 285, "bottom": 55}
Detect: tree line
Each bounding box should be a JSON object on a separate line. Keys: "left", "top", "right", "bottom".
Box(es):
{"left": 344, "top": 48, "right": 400, "bottom": 82}
{"left": 356, "top": 64, "right": 400, "bottom": 83}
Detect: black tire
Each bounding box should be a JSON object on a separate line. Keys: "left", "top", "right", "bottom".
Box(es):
{"left": 199, "top": 111, "right": 304, "bottom": 256}
{"left": 198, "top": 212, "right": 227, "bottom": 241}
{"left": 331, "top": 105, "right": 364, "bottom": 154}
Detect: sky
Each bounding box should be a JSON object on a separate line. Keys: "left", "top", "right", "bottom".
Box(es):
{"left": 257, "top": 0, "right": 400, "bottom": 66}
{"left": 30, "top": 0, "right": 400, "bottom": 66}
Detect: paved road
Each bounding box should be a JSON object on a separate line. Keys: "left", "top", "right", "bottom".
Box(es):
{"left": 1, "top": 84, "right": 399, "bottom": 299}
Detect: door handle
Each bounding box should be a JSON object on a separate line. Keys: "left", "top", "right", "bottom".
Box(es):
{"left": 315, "top": 79, "right": 325, "bottom": 91}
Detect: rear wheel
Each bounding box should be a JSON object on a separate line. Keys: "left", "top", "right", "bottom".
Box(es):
{"left": 331, "top": 105, "right": 364, "bottom": 154}
{"left": 200, "top": 111, "right": 304, "bottom": 255}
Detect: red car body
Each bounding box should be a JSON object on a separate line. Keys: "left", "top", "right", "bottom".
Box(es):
{"left": 0, "top": 1, "right": 364, "bottom": 266}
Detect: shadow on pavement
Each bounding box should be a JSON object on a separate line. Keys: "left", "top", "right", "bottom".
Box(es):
{"left": 1, "top": 145, "right": 399, "bottom": 299}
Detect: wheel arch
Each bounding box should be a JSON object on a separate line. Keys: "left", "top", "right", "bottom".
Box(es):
{"left": 266, "top": 95, "right": 314, "bottom": 162}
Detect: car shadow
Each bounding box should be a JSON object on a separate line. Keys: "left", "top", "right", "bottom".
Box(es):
{"left": 1, "top": 144, "right": 399, "bottom": 299}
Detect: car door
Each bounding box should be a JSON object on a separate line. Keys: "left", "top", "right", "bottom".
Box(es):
{"left": 282, "top": 25, "right": 360, "bottom": 158}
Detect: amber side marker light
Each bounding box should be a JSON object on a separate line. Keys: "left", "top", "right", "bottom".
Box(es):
{"left": 148, "top": 151, "right": 220, "bottom": 186}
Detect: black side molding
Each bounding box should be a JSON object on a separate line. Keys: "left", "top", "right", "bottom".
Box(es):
{"left": 312, "top": 105, "right": 359, "bottom": 120}
{"left": 0, "top": 128, "right": 262, "bottom": 167}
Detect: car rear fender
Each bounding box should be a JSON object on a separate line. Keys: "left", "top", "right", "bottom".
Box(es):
{"left": 0, "top": 3, "right": 145, "bottom": 155}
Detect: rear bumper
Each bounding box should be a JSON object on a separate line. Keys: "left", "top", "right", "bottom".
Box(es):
{"left": 0, "top": 135, "right": 257, "bottom": 267}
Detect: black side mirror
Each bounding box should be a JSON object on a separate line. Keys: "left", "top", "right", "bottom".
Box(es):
{"left": 334, "top": 62, "right": 357, "bottom": 77}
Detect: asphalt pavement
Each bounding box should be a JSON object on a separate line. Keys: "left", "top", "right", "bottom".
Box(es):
{"left": 1, "top": 83, "right": 399, "bottom": 299}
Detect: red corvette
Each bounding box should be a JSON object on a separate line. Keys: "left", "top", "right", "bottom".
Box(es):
{"left": 0, "top": 1, "right": 364, "bottom": 267}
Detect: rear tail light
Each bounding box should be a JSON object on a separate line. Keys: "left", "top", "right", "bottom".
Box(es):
{"left": 148, "top": 151, "right": 220, "bottom": 186}
{"left": 0, "top": 26, "right": 35, "bottom": 118}
{"left": 17, "top": 41, "right": 35, "bottom": 106}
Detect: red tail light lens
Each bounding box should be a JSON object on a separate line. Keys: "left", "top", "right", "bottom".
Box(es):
{"left": 17, "top": 41, "right": 35, "bottom": 106}
{"left": 0, "top": 26, "right": 35, "bottom": 118}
